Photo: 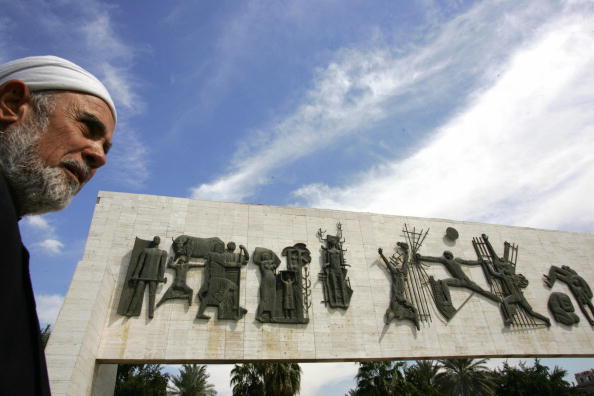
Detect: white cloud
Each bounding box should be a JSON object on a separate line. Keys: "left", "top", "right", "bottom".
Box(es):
{"left": 25, "top": 216, "right": 67, "bottom": 255}
{"left": 294, "top": 7, "right": 594, "bottom": 232}
{"left": 190, "top": 0, "right": 574, "bottom": 203}
{"left": 206, "top": 365, "right": 233, "bottom": 396}
{"left": 37, "top": 239, "right": 65, "bottom": 255}
{"left": 101, "top": 63, "right": 142, "bottom": 114}
{"left": 300, "top": 362, "right": 357, "bottom": 396}
{"left": 35, "top": 294, "right": 64, "bottom": 325}
{"left": 25, "top": 215, "right": 52, "bottom": 231}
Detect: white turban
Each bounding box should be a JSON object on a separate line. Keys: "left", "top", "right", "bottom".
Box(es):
{"left": 0, "top": 55, "right": 116, "bottom": 121}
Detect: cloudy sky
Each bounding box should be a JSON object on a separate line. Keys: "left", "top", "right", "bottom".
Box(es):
{"left": 3, "top": 0, "right": 594, "bottom": 393}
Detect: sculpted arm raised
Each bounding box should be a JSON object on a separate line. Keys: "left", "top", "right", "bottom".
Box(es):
{"left": 377, "top": 248, "right": 390, "bottom": 266}
{"left": 239, "top": 244, "right": 249, "bottom": 264}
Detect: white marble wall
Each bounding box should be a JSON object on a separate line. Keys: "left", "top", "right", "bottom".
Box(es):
{"left": 47, "top": 191, "right": 594, "bottom": 394}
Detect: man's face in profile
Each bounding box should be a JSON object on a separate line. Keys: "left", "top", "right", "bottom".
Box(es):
{"left": 0, "top": 84, "right": 115, "bottom": 216}
{"left": 36, "top": 92, "right": 114, "bottom": 189}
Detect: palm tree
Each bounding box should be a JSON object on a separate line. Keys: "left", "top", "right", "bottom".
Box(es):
{"left": 348, "top": 361, "right": 417, "bottom": 395}
{"left": 170, "top": 364, "right": 216, "bottom": 396}
{"left": 435, "top": 358, "right": 495, "bottom": 396}
{"left": 230, "top": 363, "right": 264, "bottom": 395}
{"left": 405, "top": 360, "right": 440, "bottom": 395}
{"left": 231, "top": 362, "right": 301, "bottom": 396}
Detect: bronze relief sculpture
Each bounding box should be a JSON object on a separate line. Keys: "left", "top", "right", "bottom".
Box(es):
{"left": 548, "top": 292, "right": 580, "bottom": 326}
{"left": 544, "top": 265, "right": 594, "bottom": 325}
{"left": 195, "top": 241, "right": 249, "bottom": 321}
{"left": 117, "top": 236, "right": 168, "bottom": 319}
{"left": 473, "top": 234, "right": 550, "bottom": 327}
{"left": 378, "top": 243, "right": 419, "bottom": 329}
{"left": 317, "top": 223, "right": 353, "bottom": 309}
{"left": 253, "top": 243, "right": 312, "bottom": 324}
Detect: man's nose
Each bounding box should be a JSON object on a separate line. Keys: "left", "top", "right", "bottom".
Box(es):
{"left": 82, "top": 142, "right": 107, "bottom": 168}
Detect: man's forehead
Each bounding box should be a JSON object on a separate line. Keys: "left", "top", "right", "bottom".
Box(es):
{"left": 55, "top": 91, "right": 116, "bottom": 132}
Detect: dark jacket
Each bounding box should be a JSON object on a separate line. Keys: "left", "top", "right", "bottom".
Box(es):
{"left": 0, "top": 174, "right": 51, "bottom": 395}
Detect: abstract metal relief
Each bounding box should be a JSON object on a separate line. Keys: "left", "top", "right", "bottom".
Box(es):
{"left": 544, "top": 265, "right": 594, "bottom": 325}
{"left": 253, "top": 243, "right": 312, "bottom": 324}
{"left": 378, "top": 243, "right": 419, "bottom": 329}
{"left": 117, "top": 236, "right": 168, "bottom": 319}
{"left": 445, "top": 227, "right": 459, "bottom": 241}
{"left": 548, "top": 292, "right": 580, "bottom": 326}
{"left": 195, "top": 241, "right": 249, "bottom": 320}
{"left": 473, "top": 234, "right": 550, "bottom": 327}
{"left": 317, "top": 222, "right": 353, "bottom": 309}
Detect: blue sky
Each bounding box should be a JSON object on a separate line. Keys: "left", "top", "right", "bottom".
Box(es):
{"left": 3, "top": 0, "right": 594, "bottom": 394}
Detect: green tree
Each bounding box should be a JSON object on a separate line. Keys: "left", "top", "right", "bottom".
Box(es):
{"left": 493, "top": 359, "right": 571, "bottom": 396}
{"left": 347, "top": 361, "right": 418, "bottom": 396}
{"left": 114, "top": 364, "right": 170, "bottom": 396}
{"left": 405, "top": 360, "right": 442, "bottom": 395}
{"left": 435, "top": 358, "right": 495, "bottom": 396}
{"left": 170, "top": 364, "right": 216, "bottom": 396}
{"left": 230, "top": 362, "right": 301, "bottom": 396}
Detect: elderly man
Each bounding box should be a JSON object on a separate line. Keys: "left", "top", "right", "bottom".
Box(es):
{"left": 0, "top": 56, "right": 116, "bottom": 395}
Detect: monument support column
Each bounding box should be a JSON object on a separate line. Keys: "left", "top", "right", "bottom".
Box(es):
{"left": 45, "top": 258, "right": 116, "bottom": 396}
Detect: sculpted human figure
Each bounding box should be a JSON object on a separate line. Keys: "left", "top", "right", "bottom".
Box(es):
{"left": 281, "top": 272, "right": 296, "bottom": 318}
{"left": 415, "top": 250, "right": 500, "bottom": 303}
{"left": 482, "top": 234, "right": 550, "bottom": 326}
{"left": 279, "top": 243, "right": 312, "bottom": 324}
{"left": 195, "top": 241, "right": 249, "bottom": 320}
{"left": 544, "top": 265, "right": 594, "bottom": 325}
{"left": 125, "top": 236, "right": 168, "bottom": 319}
{"left": 157, "top": 257, "right": 201, "bottom": 308}
{"left": 253, "top": 249, "right": 280, "bottom": 322}
{"left": 0, "top": 56, "right": 116, "bottom": 395}
{"left": 320, "top": 233, "right": 353, "bottom": 309}
{"left": 378, "top": 244, "right": 419, "bottom": 330}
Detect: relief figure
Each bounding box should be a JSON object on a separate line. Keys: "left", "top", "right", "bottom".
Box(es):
{"left": 195, "top": 241, "right": 249, "bottom": 321}
{"left": 378, "top": 244, "right": 419, "bottom": 329}
{"left": 117, "top": 236, "right": 167, "bottom": 319}
{"left": 544, "top": 265, "right": 594, "bottom": 325}
{"left": 318, "top": 223, "right": 353, "bottom": 309}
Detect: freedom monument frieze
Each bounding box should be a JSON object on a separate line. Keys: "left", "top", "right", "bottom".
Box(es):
{"left": 46, "top": 191, "right": 594, "bottom": 395}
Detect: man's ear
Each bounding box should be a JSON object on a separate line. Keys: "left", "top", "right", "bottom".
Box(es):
{"left": 0, "top": 80, "right": 31, "bottom": 127}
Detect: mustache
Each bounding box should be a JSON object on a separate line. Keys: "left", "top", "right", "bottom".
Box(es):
{"left": 61, "top": 159, "right": 91, "bottom": 185}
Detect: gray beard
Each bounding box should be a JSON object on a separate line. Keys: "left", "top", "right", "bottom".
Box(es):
{"left": 0, "top": 117, "right": 80, "bottom": 216}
